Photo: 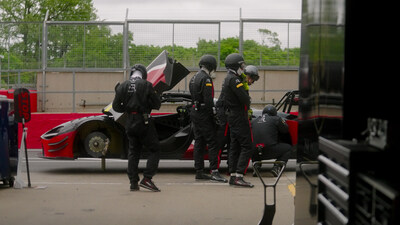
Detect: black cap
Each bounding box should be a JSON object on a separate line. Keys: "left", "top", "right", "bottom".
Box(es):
{"left": 262, "top": 104, "right": 277, "bottom": 116}
{"left": 225, "top": 53, "right": 245, "bottom": 70}
{"left": 244, "top": 65, "right": 259, "bottom": 81}
{"left": 131, "top": 64, "right": 147, "bottom": 80}
{"left": 199, "top": 55, "right": 217, "bottom": 72}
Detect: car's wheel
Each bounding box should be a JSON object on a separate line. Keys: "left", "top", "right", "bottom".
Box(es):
{"left": 84, "top": 131, "right": 109, "bottom": 158}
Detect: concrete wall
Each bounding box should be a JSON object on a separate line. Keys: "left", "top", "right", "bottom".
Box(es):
{"left": 36, "top": 69, "right": 298, "bottom": 112}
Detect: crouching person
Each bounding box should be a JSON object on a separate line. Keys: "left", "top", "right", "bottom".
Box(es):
{"left": 251, "top": 105, "right": 292, "bottom": 177}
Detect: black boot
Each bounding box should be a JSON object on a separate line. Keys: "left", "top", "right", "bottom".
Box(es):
{"left": 229, "top": 176, "right": 236, "bottom": 185}
{"left": 233, "top": 176, "right": 254, "bottom": 188}
{"left": 130, "top": 182, "right": 139, "bottom": 191}
{"left": 210, "top": 171, "right": 228, "bottom": 183}
{"left": 195, "top": 170, "right": 212, "bottom": 180}
{"left": 271, "top": 165, "right": 283, "bottom": 177}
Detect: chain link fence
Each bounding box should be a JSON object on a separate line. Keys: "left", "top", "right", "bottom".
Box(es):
{"left": 1, "top": 18, "right": 300, "bottom": 85}
{"left": 46, "top": 22, "right": 125, "bottom": 69}
{"left": 0, "top": 18, "right": 300, "bottom": 112}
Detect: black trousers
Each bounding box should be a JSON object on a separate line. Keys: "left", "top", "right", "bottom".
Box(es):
{"left": 125, "top": 114, "right": 160, "bottom": 183}
{"left": 215, "top": 109, "right": 230, "bottom": 167}
{"left": 216, "top": 122, "right": 230, "bottom": 162}
{"left": 227, "top": 110, "right": 253, "bottom": 174}
{"left": 252, "top": 142, "right": 292, "bottom": 164}
{"left": 191, "top": 111, "right": 220, "bottom": 171}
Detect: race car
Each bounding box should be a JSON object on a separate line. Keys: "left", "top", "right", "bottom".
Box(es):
{"left": 40, "top": 51, "right": 298, "bottom": 161}
{"left": 41, "top": 51, "right": 194, "bottom": 160}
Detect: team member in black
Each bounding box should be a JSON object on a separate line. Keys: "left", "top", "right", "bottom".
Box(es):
{"left": 222, "top": 53, "right": 254, "bottom": 188}
{"left": 241, "top": 65, "right": 260, "bottom": 92}
{"left": 251, "top": 105, "right": 292, "bottom": 177}
{"left": 215, "top": 65, "right": 260, "bottom": 168}
{"left": 189, "top": 55, "right": 227, "bottom": 182}
{"left": 112, "top": 64, "right": 162, "bottom": 192}
{"left": 215, "top": 91, "right": 229, "bottom": 166}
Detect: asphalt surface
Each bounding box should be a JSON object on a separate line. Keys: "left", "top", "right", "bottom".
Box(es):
{"left": 0, "top": 150, "right": 296, "bottom": 225}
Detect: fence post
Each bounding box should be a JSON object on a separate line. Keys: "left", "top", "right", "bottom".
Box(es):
{"left": 218, "top": 22, "right": 221, "bottom": 69}
{"left": 123, "top": 9, "right": 129, "bottom": 80}
{"left": 287, "top": 23, "right": 290, "bottom": 66}
{"left": 72, "top": 71, "right": 76, "bottom": 112}
{"left": 41, "top": 11, "right": 49, "bottom": 112}
{"left": 239, "top": 8, "right": 243, "bottom": 55}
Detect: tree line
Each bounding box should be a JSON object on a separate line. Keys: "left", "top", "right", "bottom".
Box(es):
{"left": 0, "top": 0, "right": 299, "bottom": 87}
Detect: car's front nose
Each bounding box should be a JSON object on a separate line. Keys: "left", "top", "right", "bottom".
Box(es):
{"left": 41, "top": 125, "right": 77, "bottom": 159}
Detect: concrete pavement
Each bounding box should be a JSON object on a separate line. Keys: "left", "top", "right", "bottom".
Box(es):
{"left": 0, "top": 152, "right": 295, "bottom": 225}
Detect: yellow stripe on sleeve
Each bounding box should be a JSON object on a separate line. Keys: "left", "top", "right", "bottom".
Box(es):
{"left": 236, "top": 83, "right": 243, "bottom": 88}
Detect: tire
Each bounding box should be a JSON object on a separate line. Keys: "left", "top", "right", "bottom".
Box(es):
{"left": 84, "top": 131, "right": 109, "bottom": 158}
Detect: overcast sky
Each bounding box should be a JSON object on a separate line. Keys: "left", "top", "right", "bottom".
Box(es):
{"left": 92, "top": 0, "right": 302, "bottom": 21}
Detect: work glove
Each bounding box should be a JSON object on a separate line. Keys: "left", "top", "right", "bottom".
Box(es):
{"left": 241, "top": 73, "right": 249, "bottom": 91}
{"left": 248, "top": 108, "right": 253, "bottom": 120}
{"left": 114, "top": 82, "right": 120, "bottom": 92}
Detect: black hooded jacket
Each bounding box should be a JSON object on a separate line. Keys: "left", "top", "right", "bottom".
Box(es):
{"left": 251, "top": 114, "right": 289, "bottom": 147}
{"left": 112, "top": 78, "right": 161, "bottom": 114}
{"left": 189, "top": 69, "right": 215, "bottom": 116}
{"left": 221, "top": 70, "right": 250, "bottom": 112}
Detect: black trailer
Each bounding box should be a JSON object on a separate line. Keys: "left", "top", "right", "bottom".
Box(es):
{"left": 0, "top": 95, "right": 18, "bottom": 187}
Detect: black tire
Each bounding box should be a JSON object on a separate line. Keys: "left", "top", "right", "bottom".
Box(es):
{"left": 84, "top": 131, "right": 109, "bottom": 158}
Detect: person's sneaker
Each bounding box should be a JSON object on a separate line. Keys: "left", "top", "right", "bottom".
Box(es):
{"left": 232, "top": 176, "right": 254, "bottom": 188}
{"left": 130, "top": 182, "right": 139, "bottom": 191}
{"left": 271, "top": 165, "right": 282, "bottom": 177}
{"left": 140, "top": 178, "right": 160, "bottom": 192}
{"left": 195, "top": 170, "right": 212, "bottom": 180}
{"left": 210, "top": 171, "right": 228, "bottom": 183}
{"left": 229, "top": 176, "right": 236, "bottom": 185}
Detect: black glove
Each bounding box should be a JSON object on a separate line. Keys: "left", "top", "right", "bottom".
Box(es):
{"left": 114, "top": 82, "right": 120, "bottom": 92}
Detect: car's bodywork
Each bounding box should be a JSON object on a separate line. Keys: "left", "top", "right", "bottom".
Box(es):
{"left": 41, "top": 95, "right": 194, "bottom": 160}
{"left": 41, "top": 51, "right": 194, "bottom": 160}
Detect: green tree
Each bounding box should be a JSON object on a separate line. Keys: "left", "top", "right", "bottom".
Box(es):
{"left": 258, "top": 28, "right": 282, "bottom": 48}
{"left": 0, "top": 0, "right": 96, "bottom": 22}
{"left": 220, "top": 37, "right": 240, "bottom": 61}
{"left": 127, "top": 35, "right": 300, "bottom": 69}
{"left": 48, "top": 24, "right": 127, "bottom": 68}
{"left": 0, "top": 0, "right": 97, "bottom": 69}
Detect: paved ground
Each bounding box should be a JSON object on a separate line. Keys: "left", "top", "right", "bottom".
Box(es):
{"left": 0, "top": 151, "right": 295, "bottom": 225}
